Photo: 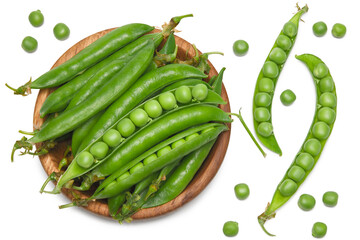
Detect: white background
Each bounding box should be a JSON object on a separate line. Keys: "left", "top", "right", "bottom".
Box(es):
{"left": 0, "top": 0, "right": 358, "bottom": 239}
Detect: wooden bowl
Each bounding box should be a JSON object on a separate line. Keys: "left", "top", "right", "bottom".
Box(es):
{"left": 33, "top": 28, "right": 231, "bottom": 220}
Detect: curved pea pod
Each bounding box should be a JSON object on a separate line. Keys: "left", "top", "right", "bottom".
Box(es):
{"left": 77, "top": 64, "right": 208, "bottom": 153}
{"left": 92, "top": 123, "right": 228, "bottom": 199}
{"left": 143, "top": 139, "right": 216, "bottom": 208}
{"left": 161, "top": 79, "right": 212, "bottom": 92}
{"left": 7, "top": 23, "right": 154, "bottom": 95}
{"left": 258, "top": 54, "right": 337, "bottom": 236}
{"left": 28, "top": 41, "right": 155, "bottom": 144}
{"left": 252, "top": 4, "right": 308, "bottom": 156}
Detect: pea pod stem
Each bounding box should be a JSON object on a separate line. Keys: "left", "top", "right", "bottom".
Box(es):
{"left": 5, "top": 79, "right": 32, "bottom": 96}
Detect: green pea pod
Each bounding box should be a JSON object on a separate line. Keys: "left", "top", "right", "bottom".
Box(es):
{"left": 108, "top": 192, "right": 127, "bottom": 217}
{"left": 7, "top": 23, "right": 154, "bottom": 95}
{"left": 161, "top": 79, "right": 212, "bottom": 92}
{"left": 253, "top": 4, "right": 308, "bottom": 156}
{"left": 77, "top": 64, "right": 208, "bottom": 153}
{"left": 258, "top": 54, "right": 337, "bottom": 236}
{"left": 143, "top": 139, "right": 216, "bottom": 208}
{"left": 28, "top": 41, "right": 155, "bottom": 144}
{"left": 72, "top": 111, "right": 103, "bottom": 156}
{"left": 212, "top": 67, "right": 226, "bottom": 95}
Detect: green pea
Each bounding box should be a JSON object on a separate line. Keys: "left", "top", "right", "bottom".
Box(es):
{"left": 28, "top": 10, "right": 44, "bottom": 27}
{"left": 130, "top": 108, "right": 149, "bottom": 127}
{"left": 223, "top": 221, "right": 239, "bottom": 237}
{"left": 279, "top": 179, "right": 297, "bottom": 197}
{"left": 303, "top": 138, "right": 322, "bottom": 157}
{"left": 53, "top": 23, "right": 70, "bottom": 40}
{"left": 298, "top": 194, "right": 316, "bottom": 211}
{"left": 117, "top": 118, "right": 136, "bottom": 137}
{"left": 103, "top": 129, "right": 122, "bottom": 147}
{"left": 192, "top": 83, "right": 208, "bottom": 101}
{"left": 313, "top": 63, "right": 329, "bottom": 79}
{"left": 76, "top": 151, "right": 94, "bottom": 169}
{"left": 117, "top": 172, "right": 130, "bottom": 181}
{"left": 283, "top": 22, "right": 298, "bottom": 37}
{"left": 234, "top": 183, "right": 250, "bottom": 200}
{"left": 312, "top": 222, "right": 327, "bottom": 238}
{"left": 312, "top": 21, "right": 327, "bottom": 37}
{"left": 254, "top": 93, "right": 272, "bottom": 107}
{"left": 254, "top": 107, "right": 271, "bottom": 122}
{"left": 233, "top": 39, "right": 249, "bottom": 56}
{"left": 319, "top": 76, "right": 334, "bottom": 93}
{"left": 171, "top": 139, "right": 186, "bottom": 149}
{"left": 144, "top": 100, "right": 163, "bottom": 118}
{"left": 319, "top": 92, "right": 337, "bottom": 108}
{"left": 331, "top": 23, "right": 346, "bottom": 38}
{"left": 322, "top": 191, "right": 338, "bottom": 207}
{"left": 201, "top": 127, "right": 215, "bottom": 134}
{"left": 185, "top": 132, "right": 199, "bottom": 141}
{"left": 287, "top": 165, "right": 306, "bottom": 182}
{"left": 21, "top": 36, "right": 38, "bottom": 53}
{"left": 276, "top": 35, "right": 292, "bottom": 51}
{"left": 143, "top": 153, "right": 158, "bottom": 165}
{"left": 89, "top": 141, "right": 109, "bottom": 159}
{"left": 269, "top": 47, "right": 287, "bottom": 65}
{"left": 312, "top": 121, "right": 330, "bottom": 140}
{"left": 295, "top": 153, "right": 315, "bottom": 171}
{"left": 157, "top": 146, "right": 172, "bottom": 157}
{"left": 257, "top": 122, "right": 273, "bottom": 137}
{"left": 280, "top": 89, "right": 296, "bottom": 106}
{"left": 258, "top": 78, "right": 275, "bottom": 93}
{"left": 129, "top": 162, "right": 144, "bottom": 174}
{"left": 175, "top": 86, "right": 192, "bottom": 104}
{"left": 159, "top": 92, "right": 177, "bottom": 110}
{"left": 262, "top": 61, "right": 279, "bottom": 79}
{"left": 317, "top": 107, "right": 336, "bottom": 125}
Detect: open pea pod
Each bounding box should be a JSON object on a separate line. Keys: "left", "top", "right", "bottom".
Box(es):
{"left": 258, "top": 53, "right": 337, "bottom": 236}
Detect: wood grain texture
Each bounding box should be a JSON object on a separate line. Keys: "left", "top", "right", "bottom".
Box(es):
{"left": 33, "top": 28, "right": 231, "bottom": 220}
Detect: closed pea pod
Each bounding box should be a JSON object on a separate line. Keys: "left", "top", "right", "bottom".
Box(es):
{"left": 258, "top": 54, "right": 337, "bottom": 236}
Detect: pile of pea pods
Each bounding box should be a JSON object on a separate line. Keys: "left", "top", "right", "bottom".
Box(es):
{"left": 8, "top": 14, "right": 233, "bottom": 222}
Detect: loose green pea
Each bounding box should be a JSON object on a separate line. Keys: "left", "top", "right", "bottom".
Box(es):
{"left": 143, "top": 153, "right": 158, "bottom": 165}
{"left": 117, "top": 118, "right": 136, "bottom": 137}
{"left": 159, "top": 92, "right": 177, "bottom": 110}
{"left": 254, "top": 107, "right": 271, "bottom": 122}
{"left": 233, "top": 39, "right": 249, "bottom": 56}
{"left": 279, "top": 179, "right": 297, "bottom": 197}
{"left": 283, "top": 22, "right": 298, "bottom": 37}
{"left": 234, "top": 183, "right": 250, "bottom": 200}
{"left": 319, "top": 92, "right": 337, "bottom": 108}
{"left": 332, "top": 23, "right": 346, "bottom": 38}
{"left": 295, "top": 153, "right": 315, "bottom": 171}
{"left": 312, "top": 121, "right": 330, "bottom": 140}
{"left": 28, "top": 10, "right": 44, "bottom": 27}
{"left": 144, "top": 100, "right": 163, "bottom": 118}
{"left": 312, "top": 222, "right": 327, "bottom": 238}
{"left": 319, "top": 76, "right": 334, "bottom": 93}
{"left": 192, "top": 83, "right": 208, "bottom": 101}
{"left": 53, "top": 23, "right": 70, "bottom": 40}
{"left": 157, "top": 146, "right": 172, "bottom": 157}
{"left": 171, "top": 139, "right": 186, "bottom": 149}
{"left": 276, "top": 35, "right": 292, "bottom": 51}
{"left": 223, "top": 221, "right": 239, "bottom": 237}
{"left": 185, "top": 132, "right": 199, "bottom": 141}
{"left": 262, "top": 61, "right": 279, "bottom": 79}
{"left": 313, "top": 63, "right": 329, "bottom": 79}
{"left": 322, "top": 191, "right": 338, "bottom": 207}
{"left": 269, "top": 47, "right": 287, "bottom": 65}
{"left": 21, "top": 36, "right": 38, "bottom": 53}
{"left": 298, "top": 194, "right": 316, "bottom": 211}
{"left": 258, "top": 78, "right": 275, "bottom": 93}
{"left": 280, "top": 89, "right": 296, "bottom": 106}
{"left": 175, "top": 86, "right": 192, "bottom": 104}
{"left": 130, "top": 108, "right": 149, "bottom": 127}
{"left": 103, "top": 129, "right": 122, "bottom": 147}
{"left": 90, "top": 141, "right": 109, "bottom": 159}
{"left": 287, "top": 165, "right": 306, "bottom": 182}
{"left": 254, "top": 93, "right": 272, "bottom": 107}
{"left": 312, "top": 21, "right": 327, "bottom": 37}
{"left": 303, "top": 138, "right": 322, "bottom": 157}
{"left": 257, "top": 122, "right": 273, "bottom": 137}
{"left": 317, "top": 107, "right": 336, "bottom": 125}
{"left": 130, "top": 162, "right": 144, "bottom": 174}
{"left": 76, "top": 151, "right": 94, "bottom": 169}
